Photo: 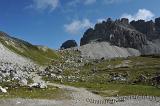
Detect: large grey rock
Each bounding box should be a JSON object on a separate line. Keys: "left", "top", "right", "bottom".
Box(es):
{"left": 0, "top": 86, "right": 7, "bottom": 93}
{"left": 29, "top": 82, "right": 47, "bottom": 89}
{"left": 19, "top": 78, "right": 28, "bottom": 86}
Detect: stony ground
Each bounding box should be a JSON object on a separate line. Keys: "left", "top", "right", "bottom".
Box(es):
{"left": 0, "top": 64, "right": 159, "bottom": 106}
{"left": 0, "top": 81, "right": 159, "bottom": 106}
{"left": 0, "top": 38, "right": 160, "bottom": 106}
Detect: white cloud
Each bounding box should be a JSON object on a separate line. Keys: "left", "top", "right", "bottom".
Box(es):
{"left": 97, "top": 18, "right": 106, "bottom": 23}
{"left": 64, "top": 19, "right": 93, "bottom": 35}
{"left": 84, "top": 0, "right": 97, "bottom": 5}
{"left": 29, "top": 0, "right": 59, "bottom": 11}
{"left": 121, "top": 9, "right": 155, "bottom": 21}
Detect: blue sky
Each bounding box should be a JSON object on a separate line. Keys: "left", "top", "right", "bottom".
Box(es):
{"left": 0, "top": 0, "right": 160, "bottom": 49}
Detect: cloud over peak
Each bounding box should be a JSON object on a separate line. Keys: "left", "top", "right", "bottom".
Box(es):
{"left": 121, "top": 9, "right": 155, "bottom": 21}
{"left": 64, "top": 19, "right": 93, "bottom": 35}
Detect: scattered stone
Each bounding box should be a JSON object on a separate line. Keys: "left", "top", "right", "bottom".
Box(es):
{"left": 0, "top": 86, "right": 7, "bottom": 93}
{"left": 29, "top": 82, "right": 47, "bottom": 89}
{"left": 19, "top": 78, "right": 28, "bottom": 86}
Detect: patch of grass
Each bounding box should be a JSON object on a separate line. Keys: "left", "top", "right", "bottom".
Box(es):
{"left": 61, "top": 82, "right": 160, "bottom": 97}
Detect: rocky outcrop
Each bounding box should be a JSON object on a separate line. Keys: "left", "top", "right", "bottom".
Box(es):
{"left": 60, "top": 40, "right": 78, "bottom": 49}
{"left": 80, "top": 18, "right": 147, "bottom": 50}
{"left": 80, "top": 17, "right": 160, "bottom": 56}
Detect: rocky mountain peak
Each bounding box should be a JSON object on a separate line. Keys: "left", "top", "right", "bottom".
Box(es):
{"left": 121, "top": 18, "right": 129, "bottom": 24}
{"left": 80, "top": 18, "right": 148, "bottom": 50}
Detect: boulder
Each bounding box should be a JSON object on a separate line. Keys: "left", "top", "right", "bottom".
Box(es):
{"left": 19, "top": 78, "right": 28, "bottom": 86}
{"left": 60, "top": 40, "right": 78, "bottom": 49}
{"left": 0, "top": 86, "right": 7, "bottom": 93}
{"left": 29, "top": 83, "right": 39, "bottom": 88}
{"left": 39, "top": 82, "right": 47, "bottom": 89}
{"left": 29, "top": 82, "right": 47, "bottom": 89}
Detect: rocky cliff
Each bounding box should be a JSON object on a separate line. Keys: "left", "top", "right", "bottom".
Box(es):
{"left": 80, "top": 18, "right": 160, "bottom": 55}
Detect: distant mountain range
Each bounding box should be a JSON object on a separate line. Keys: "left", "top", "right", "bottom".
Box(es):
{"left": 1, "top": 17, "right": 160, "bottom": 63}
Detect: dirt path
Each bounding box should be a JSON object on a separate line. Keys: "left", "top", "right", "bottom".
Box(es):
{"left": 47, "top": 82, "right": 106, "bottom": 106}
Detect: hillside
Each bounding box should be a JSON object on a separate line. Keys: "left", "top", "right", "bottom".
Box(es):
{"left": 0, "top": 31, "right": 59, "bottom": 65}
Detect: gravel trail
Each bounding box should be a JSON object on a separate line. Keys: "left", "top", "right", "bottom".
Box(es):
{"left": 0, "top": 82, "right": 159, "bottom": 106}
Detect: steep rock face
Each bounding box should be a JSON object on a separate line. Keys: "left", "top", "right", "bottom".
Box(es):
{"left": 130, "top": 20, "right": 153, "bottom": 35}
{"left": 60, "top": 40, "right": 78, "bottom": 49}
{"left": 130, "top": 18, "right": 160, "bottom": 40}
{"left": 155, "top": 17, "right": 160, "bottom": 37}
{"left": 80, "top": 18, "right": 147, "bottom": 50}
